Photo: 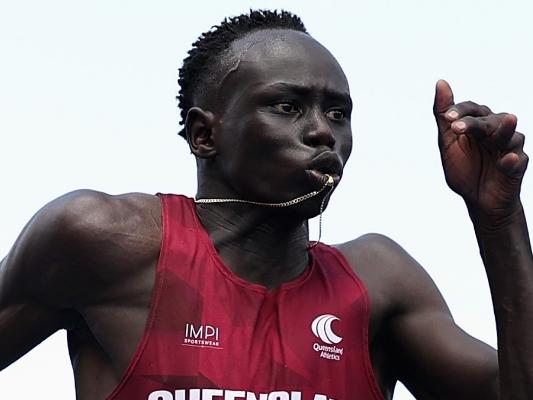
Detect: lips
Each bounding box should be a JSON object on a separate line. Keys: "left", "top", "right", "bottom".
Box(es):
{"left": 307, "top": 152, "right": 343, "bottom": 186}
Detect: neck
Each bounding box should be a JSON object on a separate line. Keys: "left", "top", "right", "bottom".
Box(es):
{"left": 195, "top": 202, "right": 311, "bottom": 290}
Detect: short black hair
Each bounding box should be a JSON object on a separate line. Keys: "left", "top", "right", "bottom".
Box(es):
{"left": 177, "top": 9, "right": 308, "bottom": 139}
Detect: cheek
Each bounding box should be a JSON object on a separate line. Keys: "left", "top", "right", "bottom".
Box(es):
{"left": 340, "top": 136, "right": 353, "bottom": 164}
{"left": 336, "top": 128, "right": 353, "bottom": 164}
{"left": 231, "top": 113, "right": 300, "bottom": 155}
{"left": 217, "top": 118, "right": 286, "bottom": 179}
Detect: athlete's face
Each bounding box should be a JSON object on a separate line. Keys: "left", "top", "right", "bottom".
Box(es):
{"left": 212, "top": 30, "right": 353, "bottom": 215}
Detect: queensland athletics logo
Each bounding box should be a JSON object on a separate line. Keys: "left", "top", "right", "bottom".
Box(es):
{"left": 311, "top": 314, "right": 344, "bottom": 361}
{"left": 311, "top": 314, "right": 342, "bottom": 344}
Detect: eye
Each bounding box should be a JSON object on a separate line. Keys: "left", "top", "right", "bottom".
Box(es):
{"left": 325, "top": 108, "right": 346, "bottom": 121}
{"left": 271, "top": 102, "right": 300, "bottom": 114}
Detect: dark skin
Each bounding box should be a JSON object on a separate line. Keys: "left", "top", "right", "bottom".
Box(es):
{"left": 0, "top": 29, "right": 531, "bottom": 400}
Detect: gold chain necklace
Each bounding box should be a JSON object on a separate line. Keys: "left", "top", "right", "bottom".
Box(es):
{"left": 194, "top": 174, "right": 335, "bottom": 247}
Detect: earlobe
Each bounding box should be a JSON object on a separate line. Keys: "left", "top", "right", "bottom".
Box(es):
{"left": 185, "top": 107, "right": 218, "bottom": 158}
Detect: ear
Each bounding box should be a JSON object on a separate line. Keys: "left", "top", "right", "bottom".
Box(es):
{"left": 185, "top": 107, "right": 218, "bottom": 158}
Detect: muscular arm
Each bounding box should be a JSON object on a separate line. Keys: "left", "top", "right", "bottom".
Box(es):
{"left": 0, "top": 190, "right": 160, "bottom": 373}
{"left": 340, "top": 234, "right": 499, "bottom": 400}
{"left": 0, "top": 195, "right": 68, "bottom": 369}
{"left": 350, "top": 212, "right": 533, "bottom": 399}
{"left": 433, "top": 80, "right": 532, "bottom": 399}
{"left": 347, "top": 82, "right": 533, "bottom": 399}
{"left": 384, "top": 241, "right": 500, "bottom": 399}
{"left": 0, "top": 259, "right": 72, "bottom": 370}
{"left": 470, "top": 205, "right": 533, "bottom": 398}
{"left": 0, "top": 192, "right": 86, "bottom": 369}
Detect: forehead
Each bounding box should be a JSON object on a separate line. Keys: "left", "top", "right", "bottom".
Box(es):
{"left": 221, "top": 29, "right": 350, "bottom": 97}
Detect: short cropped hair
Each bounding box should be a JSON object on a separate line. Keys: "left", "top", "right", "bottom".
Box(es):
{"left": 177, "top": 9, "right": 308, "bottom": 139}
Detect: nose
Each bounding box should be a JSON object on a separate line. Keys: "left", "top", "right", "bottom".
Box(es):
{"left": 303, "top": 110, "right": 336, "bottom": 149}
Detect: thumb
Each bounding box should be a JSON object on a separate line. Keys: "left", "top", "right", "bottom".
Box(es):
{"left": 433, "top": 79, "right": 455, "bottom": 133}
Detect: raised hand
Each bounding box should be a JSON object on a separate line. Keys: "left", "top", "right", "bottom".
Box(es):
{"left": 433, "top": 80, "right": 528, "bottom": 219}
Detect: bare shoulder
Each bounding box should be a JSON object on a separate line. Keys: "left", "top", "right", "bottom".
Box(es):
{"left": 29, "top": 189, "right": 161, "bottom": 263}
{"left": 336, "top": 233, "right": 427, "bottom": 287}
{"left": 335, "top": 233, "right": 449, "bottom": 321}
{"left": 45, "top": 189, "right": 161, "bottom": 233}
{"left": 1, "top": 190, "right": 162, "bottom": 307}
{"left": 50, "top": 189, "right": 162, "bottom": 254}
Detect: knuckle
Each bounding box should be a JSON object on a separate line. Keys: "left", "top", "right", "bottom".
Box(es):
{"left": 490, "top": 113, "right": 505, "bottom": 121}
{"left": 479, "top": 105, "right": 492, "bottom": 115}
{"left": 451, "top": 102, "right": 466, "bottom": 112}
{"left": 454, "top": 101, "right": 474, "bottom": 114}
{"left": 462, "top": 115, "right": 477, "bottom": 123}
{"left": 456, "top": 101, "right": 493, "bottom": 117}
{"left": 515, "top": 132, "right": 526, "bottom": 146}
{"left": 463, "top": 100, "right": 478, "bottom": 108}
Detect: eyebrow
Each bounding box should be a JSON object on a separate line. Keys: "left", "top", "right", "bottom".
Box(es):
{"left": 261, "top": 82, "right": 353, "bottom": 108}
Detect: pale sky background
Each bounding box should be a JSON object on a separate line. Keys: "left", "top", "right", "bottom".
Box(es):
{"left": 0, "top": 0, "right": 532, "bottom": 399}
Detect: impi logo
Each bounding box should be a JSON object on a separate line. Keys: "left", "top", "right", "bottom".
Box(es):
{"left": 183, "top": 322, "right": 221, "bottom": 349}
{"left": 310, "top": 314, "right": 344, "bottom": 361}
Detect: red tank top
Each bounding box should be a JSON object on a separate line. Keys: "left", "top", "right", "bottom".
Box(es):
{"left": 106, "top": 194, "right": 384, "bottom": 400}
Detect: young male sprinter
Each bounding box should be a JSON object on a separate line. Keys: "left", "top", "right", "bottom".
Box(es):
{"left": 1, "top": 10, "right": 532, "bottom": 400}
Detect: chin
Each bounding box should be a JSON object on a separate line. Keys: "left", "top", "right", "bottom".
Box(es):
{"left": 281, "top": 195, "right": 331, "bottom": 221}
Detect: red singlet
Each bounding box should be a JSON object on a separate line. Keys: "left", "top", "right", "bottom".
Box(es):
{"left": 106, "top": 194, "right": 384, "bottom": 400}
